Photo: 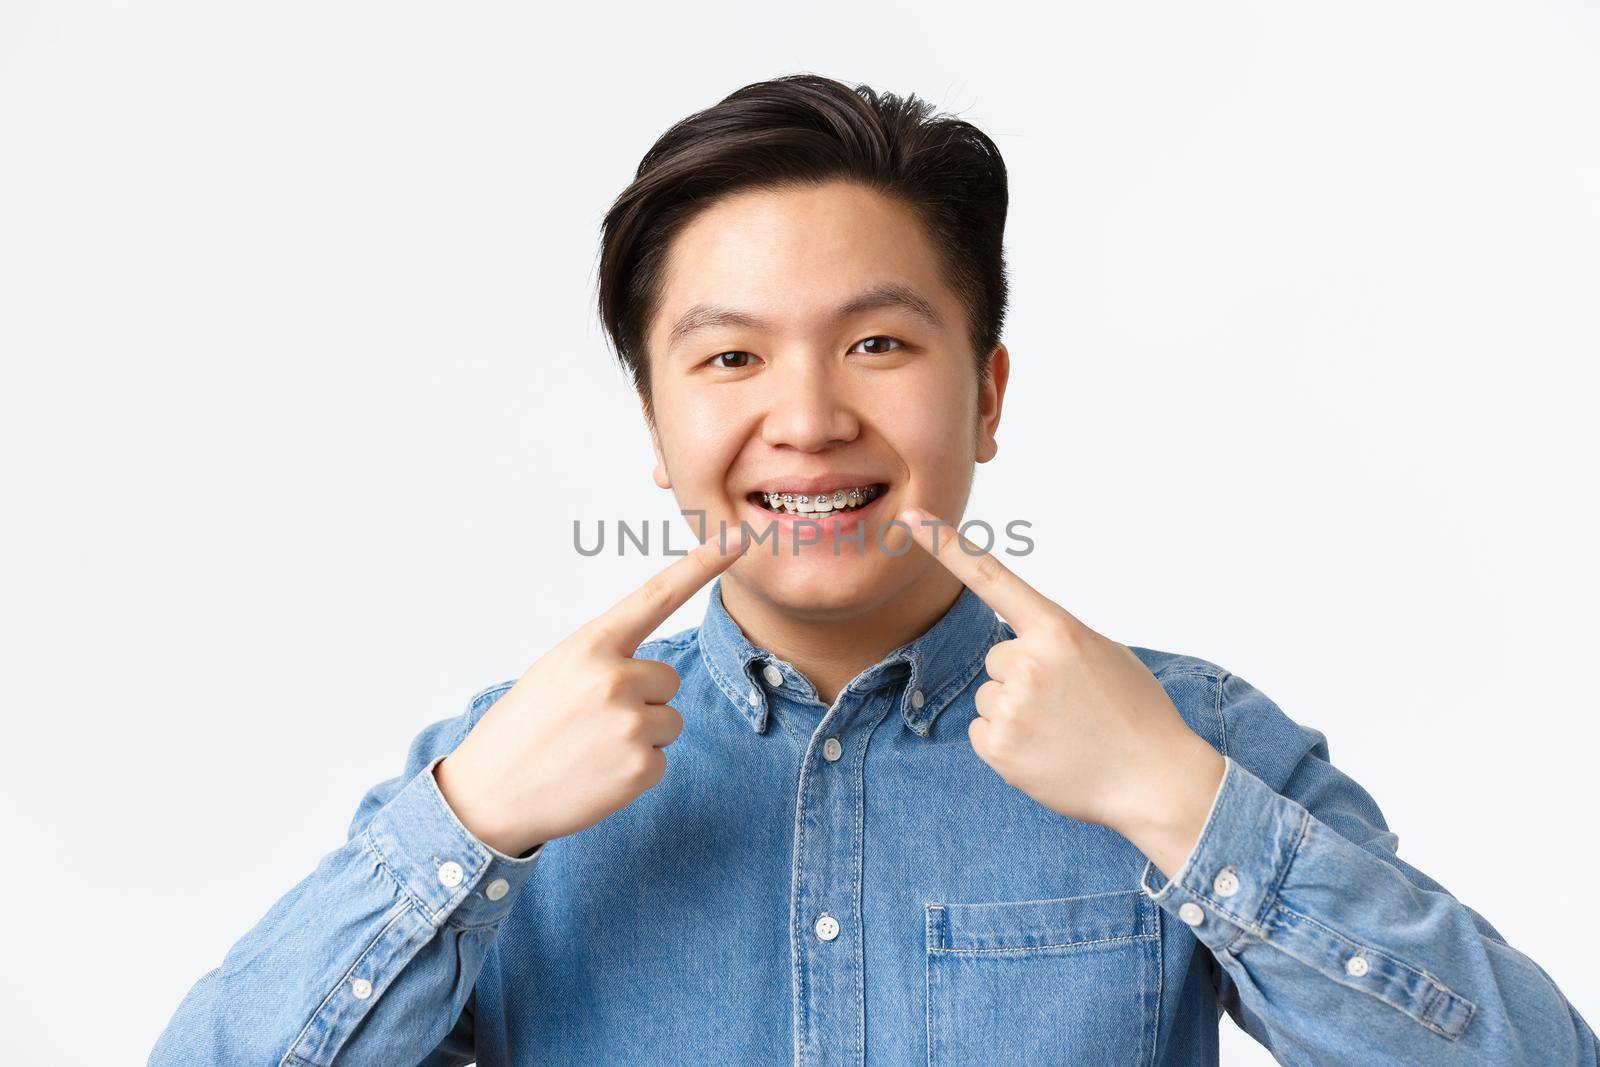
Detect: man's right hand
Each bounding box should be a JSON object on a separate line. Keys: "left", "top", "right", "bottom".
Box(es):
{"left": 434, "top": 529, "right": 747, "bottom": 858}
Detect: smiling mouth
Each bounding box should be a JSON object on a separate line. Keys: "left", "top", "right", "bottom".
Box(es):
{"left": 746, "top": 483, "right": 888, "bottom": 517}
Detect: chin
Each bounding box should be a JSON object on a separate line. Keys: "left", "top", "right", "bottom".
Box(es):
{"left": 735, "top": 550, "right": 908, "bottom": 615}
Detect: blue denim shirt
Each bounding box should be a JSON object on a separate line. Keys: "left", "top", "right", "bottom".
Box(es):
{"left": 151, "top": 578, "right": 1597, "bottom": 1065}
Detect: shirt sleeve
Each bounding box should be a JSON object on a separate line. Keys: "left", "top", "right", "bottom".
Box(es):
{"left": 1139, "top": 670, "right": 1599, "bottom": 1065}
{"left": 147, "top": 681, "right": 541, "bottom": 1067}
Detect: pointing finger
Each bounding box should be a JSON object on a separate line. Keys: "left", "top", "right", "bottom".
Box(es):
{"left": 899, "top": 507, "right": 1066, "bottom": 633}
{"left": 589, "top": 526, "right": 747, "bottom": 653}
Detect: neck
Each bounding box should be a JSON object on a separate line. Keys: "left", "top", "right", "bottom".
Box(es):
{"left": 720, "top": 567, "right": 967, "bottom": 707}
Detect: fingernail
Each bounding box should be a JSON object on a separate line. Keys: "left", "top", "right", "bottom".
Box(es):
{"left": 901, "top": 506, "right": 929, "bottom": 525}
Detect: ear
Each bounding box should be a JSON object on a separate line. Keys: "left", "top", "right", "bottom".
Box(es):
{"left": 975, "top": 343, "right": 1010, "bottom": 464}
{"left": 640, "top": 390, "right": 672, "bottom": 490}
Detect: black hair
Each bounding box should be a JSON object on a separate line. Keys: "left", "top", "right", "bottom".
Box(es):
{"left": 595, "top": 73, "right": 1010, "bottom": 419}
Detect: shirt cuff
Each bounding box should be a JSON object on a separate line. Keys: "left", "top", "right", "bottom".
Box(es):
{"left": 361, "top": 755, "right": 543, "bottom": 928}
{"left": 1136, "top": 754, "right": 1479, "bottom": 1039}
{"left": 1138, "top": 754, "right": 1307, "bottom": 954}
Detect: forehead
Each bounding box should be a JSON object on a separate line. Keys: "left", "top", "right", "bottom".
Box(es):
{"left": 648, "top": 180, "right": 959, "bottom": 350}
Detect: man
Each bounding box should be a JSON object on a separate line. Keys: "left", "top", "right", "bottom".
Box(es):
{"left": 150, "top": 73, "right": 1597, "bottom": 1065}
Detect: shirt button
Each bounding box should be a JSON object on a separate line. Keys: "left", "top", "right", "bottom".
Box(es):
{"left": 437, "top": 861, "right": 464, "bottom": 888}
{"left": 747, "top": 687, "right": 760, "bottom": 706}
{"left": 1346, "top": 954, "right": 1370, "bottom": 977}
{"left": 814, "top": 913, "right": 840, "bottom": 941}
{"left": 350, "top": 977, "right": 373, "bottom": 1000}
{"left": 910, "top": 689, "right": 925, "bottom": 709}
{"left": 763, "top": 663, "right": 784, "bottom": 687}
{"left": 1212, "top": 866, "right": 1240, "bottom": 898}
{"left": 1178, "top": 901, "right": 1205, "bottom": 926}
{"left": 822, "top": 737, "right": 842, "bottom": 762}
{"left": 484, "top": 877, "right": 510, "bottom": 901}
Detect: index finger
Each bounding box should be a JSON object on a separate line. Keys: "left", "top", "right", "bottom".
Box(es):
{"left": 898, "top": 507, "right": 1065, "bottom": 632}
{"left": 588, "top": 526, "right": 748, "bottom": 653}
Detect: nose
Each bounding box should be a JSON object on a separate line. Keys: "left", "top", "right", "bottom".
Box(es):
{"left": 758, "top": 357, "right": 860, "bottom": 451}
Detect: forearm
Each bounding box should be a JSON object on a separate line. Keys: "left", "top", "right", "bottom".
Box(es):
{"left": 1130, "top": 752, "right": 1599, "bottom": 1062}
{"left": 149, "top": 756, "right": 541, "bottom": 1065}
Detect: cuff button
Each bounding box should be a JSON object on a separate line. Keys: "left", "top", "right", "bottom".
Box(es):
{"left": 1178, "top": 901, "right": 1205, "bottom": 926}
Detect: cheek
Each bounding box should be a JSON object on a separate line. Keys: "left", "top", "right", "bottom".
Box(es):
{"left": 657, "top": 402, "right": 748, "bottom": 492}
{"left": 902, "top": 428, "right": 974, "bottom": 504}
{"left": 874, "top": 375, "right": 976, "bottom": 472}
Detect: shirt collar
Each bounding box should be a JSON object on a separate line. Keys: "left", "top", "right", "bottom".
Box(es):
{"left": 695, "top": 577, "right": 1001, "bottom": 737}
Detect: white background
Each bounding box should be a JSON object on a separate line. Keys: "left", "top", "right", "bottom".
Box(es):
{"left": 3, "top": 1, "right": 1597, "bottom": 1062}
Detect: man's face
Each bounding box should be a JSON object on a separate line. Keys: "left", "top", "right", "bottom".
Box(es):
{"left": 643, "top": 179, "right": 1007, "bottom": 615}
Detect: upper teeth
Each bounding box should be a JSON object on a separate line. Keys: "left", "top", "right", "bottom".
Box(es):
{"left": 760, "top": 484, "right": 880, "bottom": 514}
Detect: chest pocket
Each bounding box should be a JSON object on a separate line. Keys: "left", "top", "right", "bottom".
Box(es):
{"left": 924, "top": 888, "right": 1160, "bottom": 1067}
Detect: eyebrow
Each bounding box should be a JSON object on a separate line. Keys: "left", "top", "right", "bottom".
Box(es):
{"left": 665, "top": 282, "right": 944, "bottom": 353}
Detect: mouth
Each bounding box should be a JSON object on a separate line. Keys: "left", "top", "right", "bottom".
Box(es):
{"left": 745, "top": 482, "right": 888, "bottom": 517}
{"left": 742, "top": 481, "right": 892, "bottom": 541}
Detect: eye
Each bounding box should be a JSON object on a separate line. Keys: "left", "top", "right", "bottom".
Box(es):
{"left": 707, "top": 351, "right": 760, "bottom": 370}
{"left": 851, "top": 335, "right": 905, "bottom": 355}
